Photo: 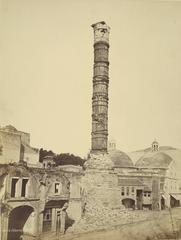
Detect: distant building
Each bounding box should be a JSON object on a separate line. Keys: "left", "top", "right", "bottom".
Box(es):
{"left": 0, "top": 125, "right": 40, "bottom": 168}
{"left": 42, "top": 155, "right": 56, "bottom": 169}
{"left": 134, "top": 141, "right": 181, "bottom": 209}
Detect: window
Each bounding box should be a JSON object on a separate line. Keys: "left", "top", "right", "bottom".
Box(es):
{"left": 43, "top": 209, "right": 52, "bottom": 221}
{"left": 126, "top": 187, "right": 129, "bottom": 195}
{"left": 144, "top": 193, "right": 147, "bottom": 197}
{"left": 11, "top": 178, "right": 19, "bottom": 197}
{"left": 148, "top": 193, "right": 151, "bottom": 197}
{"left": 160, "top": 183, "right": 164, "bottom": 190}
{"left": 131, "top": 187, "right": 134, "bottom": 193}
{"left": 0, "top": 145, "right": 3, "bottom": 155}
{"left": 21, "top": 178, "right": 29, "bottom": 197}
{"left": 121, "top": 187, "right": 124, "bottom": 196}
{"left": 47, "top": 163, "right": 51, "bottom": 168}
{"left": 55, "top": 183, "right": 60, "bottom": 194}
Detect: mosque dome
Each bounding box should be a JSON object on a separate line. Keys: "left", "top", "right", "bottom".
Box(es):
{"left": 108, "top": 149, "right": 134, "bottom": 168}
{"left": 135, "top": 151, "right": 173, "bottom": 168}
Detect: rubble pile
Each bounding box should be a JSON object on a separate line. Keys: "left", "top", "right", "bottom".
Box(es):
{"left": 67, "top": 208, "right": 154, "bottom": 234}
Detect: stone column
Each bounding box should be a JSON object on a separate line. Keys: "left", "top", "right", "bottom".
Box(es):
{"left": 33, "top": 210, "right": 39, "bottom": 237}
{"left": 1, "top": 211, "right": 9, "bottom": 240}
{"left": 91, "top": 21, "right": 110, "bottom": 153}
{"left": 152, "top": 176, "right": 161, "bottom": 210}
{"left": 51, "top": 208, "right": 56, "bottom": 232}
{"left": 60, "top": 210, "right": 66, "bottom": 234}
{"left": 38, "top": 202, "right": 45, "bottom": 235}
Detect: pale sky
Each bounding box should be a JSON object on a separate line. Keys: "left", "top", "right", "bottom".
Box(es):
{"left": 1, "top": 0, "right": 181, "bottom": 157}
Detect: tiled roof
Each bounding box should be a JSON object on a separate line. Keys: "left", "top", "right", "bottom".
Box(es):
{"left": 118, "top": 178, "right": 144, "bottom": 186}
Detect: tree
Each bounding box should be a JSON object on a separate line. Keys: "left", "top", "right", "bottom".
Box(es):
{"left": 54, "top": 153, "right": 85, "bottom": 166}
{"left": 39, "top": 148, "right": 86, "bottom": 166}
{"left": 39, "top": 148, "right": 55, "bottom": 162}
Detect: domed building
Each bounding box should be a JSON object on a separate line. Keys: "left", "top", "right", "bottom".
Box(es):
{"left": 127, "top": 141, "right": 181, "bottom": 209}
{"left": 107, "top": 139, "right": 134, "bottom": 169}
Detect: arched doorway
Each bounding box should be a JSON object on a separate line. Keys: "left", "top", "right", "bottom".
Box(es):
{"left": 122, "top": 198, "right": 135, "bottom": 209}
{"left": 7, "top": 205, "right": 34, "bottom": 240}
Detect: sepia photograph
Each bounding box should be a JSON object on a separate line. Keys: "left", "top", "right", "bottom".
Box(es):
{"left": 1, "top": 0, "right": 181, "bottom": 239}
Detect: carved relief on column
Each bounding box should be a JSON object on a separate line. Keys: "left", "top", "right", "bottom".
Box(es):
{"left": 91, "top": 21, "right": 110, "bottom": 153}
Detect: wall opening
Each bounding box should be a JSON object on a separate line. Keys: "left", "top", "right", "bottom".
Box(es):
{"left": 43, "top": 208, "right": 52, "bottom": 232}
{"left": 7, "top": 205, "right": 34, "bottom": 240}
{"left": 161, "top": 197, "right": 165, "bottom": 210}
{"left": 122, "top": 198, "right": 135, "bottom": 209}
{"left": 170, "top": 195, "right": 180, "bottom": 208}
{"left": 55, "top": 183, "right": 60, "bottom": 194}
{"left": 21, "top": 178, "right": 29, "bottom": 197}
{"left": 136, "top": 189, "right": 143, "bottom": 210}
{"left": 11, "top": 178, "right": 19, "bottom": 197}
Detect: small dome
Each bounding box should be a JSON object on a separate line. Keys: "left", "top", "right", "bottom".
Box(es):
{"left": 136, "top": 152, "right": 173, "bottom": 168}
{"left": 152, "top": 139, "right": 158, "bottom": 144}
{"left": 108, "top": 149, "right": 133, "bottom": 168}
{"left": 152, "top": 139, "right": 159, "bottom": 151}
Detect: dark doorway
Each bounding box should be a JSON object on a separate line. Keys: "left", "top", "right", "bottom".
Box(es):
{"left": 170, "top": 195, "right": 180, "bottom": 208}
{"left": 122, "top": 198, "right": 135, "bottom": 209}
{"left": 7, "top": 206, "right": 34, "bottom": 240}
{"left": 136, "top": 189, "right": 143, "bottom": 210}
{"left": 11, "top": 178, "right": 19, "bottom": 197}
{"left": 161, "top": 197, "right": 165, "bottom": 210}
{"left": 21, "top": 179, "right": 29, "bottom": 197}
{"left": 43, "top": 208, "right": 52, "bottom": 232}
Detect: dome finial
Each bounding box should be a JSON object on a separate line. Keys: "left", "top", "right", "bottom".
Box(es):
{"left": 108, "top": 137, "right": 116, "bottom": 151}
{"left": 152, "top": 139, "right": 159, "bottom": 151}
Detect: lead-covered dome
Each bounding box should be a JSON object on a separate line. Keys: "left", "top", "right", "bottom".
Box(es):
{"left": 136, "top": 151, "right": 173, "bottom": 168}
{"left": 108, "top": 149, "right": 133, "bottom": 168}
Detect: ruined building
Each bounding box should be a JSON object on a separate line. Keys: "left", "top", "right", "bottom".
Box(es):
{"left": 0, "top": 126, "right": 84, "bottom": 240}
